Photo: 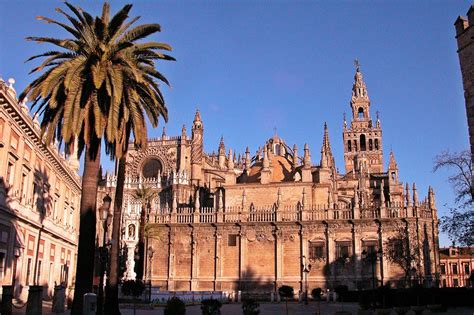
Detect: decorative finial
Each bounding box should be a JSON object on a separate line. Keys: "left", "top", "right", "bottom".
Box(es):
{"left": 354, "top": 59, "right": 360, "bottom": 72}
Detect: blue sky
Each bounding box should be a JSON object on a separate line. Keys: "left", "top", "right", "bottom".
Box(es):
{"left": 0, "top": 0, "right": 471, "bottom": 246}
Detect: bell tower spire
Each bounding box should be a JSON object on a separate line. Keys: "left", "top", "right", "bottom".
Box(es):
{"left": 343, "top": 61, "right": 384, "bottom": 175}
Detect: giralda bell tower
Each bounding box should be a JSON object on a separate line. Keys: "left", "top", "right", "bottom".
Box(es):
{"left": 343, "top": 61, "right": 384, "bottom": 175}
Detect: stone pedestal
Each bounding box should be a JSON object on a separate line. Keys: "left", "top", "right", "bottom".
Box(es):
{"left": 1, "top": 285, "right": 13, "bottom": 315}
{"left": 26, "top": 285, "right": 43, "bottom": 315}
{"left": 52, "top": 285, "right": 65, "bottom": 313}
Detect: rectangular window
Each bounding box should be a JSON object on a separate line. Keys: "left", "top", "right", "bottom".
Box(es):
{"left": 442, "top": 279, "right": 447, "bottom": 287}
{"left": 452, "top": 264, "right": 458, "bottom": 275}
{"left": 440, "top": 264, "right": 446, "bottom": 274}
{"left": 26, "top": 258, "right": 32, "bottom": 285}
{"left": 0, "top": 252, "right": 5, "bottom": 280}
{"left": 6, "top": 160, "right": 15, "bottom": 186}
{"left": 336, "top": 241, "right": 351, "bottom": 259}
{"left": 464, "top": 263, "right": 470, "bottom": 275}
{"left": 309, "top": 242, "right": 324, "bottom": 260}
{"left": 228, "top": 234, "right": 237, "bottom": 247}
{"left": 453, "top": 278, "right": 459, "bottom": 287}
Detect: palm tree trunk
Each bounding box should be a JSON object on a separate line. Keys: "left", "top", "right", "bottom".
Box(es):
{"left": 137, "top": 203, "right": 146, "bottom": 280}
{"left": 71, "top": 145, "right": 101, "bottom": 315}
{"left": 104, "top": 156, "right": 126, "bottom": 314}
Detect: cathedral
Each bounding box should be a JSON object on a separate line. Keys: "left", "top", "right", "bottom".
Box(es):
{"left": 104, "top": 65, "right": 440, "bottom": 293}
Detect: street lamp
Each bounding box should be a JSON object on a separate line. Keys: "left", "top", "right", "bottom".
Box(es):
{"left": 302, "top": 256, "right": 312, "bottom": 305}
{"left": 97, "top": 195, "right": 112, "bottom": 315}
{"left": 362, "top": 248, "right": 383, "bottom": 309}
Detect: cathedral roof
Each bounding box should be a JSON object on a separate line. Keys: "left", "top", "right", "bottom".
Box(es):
{"left": 242, "top": 153, "right": 294, "bottom": 183}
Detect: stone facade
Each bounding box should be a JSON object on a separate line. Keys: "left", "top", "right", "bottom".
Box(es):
{"left": 0, "top": 78, "right": 81, "bottom": 301}
{"left": 455, "top": 5, "right": 474, "bottom": 159}
{"left": 439, "top": 247, "right": 473, "bottom": 288}
{"left": 105, "top": 66, "right": 440, "bottom": 292}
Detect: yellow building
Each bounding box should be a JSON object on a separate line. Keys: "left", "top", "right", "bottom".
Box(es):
{"left": 0, "top": 78, "right": 81, "bottom": 301}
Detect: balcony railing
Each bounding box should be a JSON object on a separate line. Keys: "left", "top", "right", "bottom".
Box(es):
{"left": 147, "top": 202, "right": 434, "bottom": 225}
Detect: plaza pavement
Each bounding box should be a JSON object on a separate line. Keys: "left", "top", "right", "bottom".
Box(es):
{"left": 10, "top": 301, "right": 474, "bottom": 314}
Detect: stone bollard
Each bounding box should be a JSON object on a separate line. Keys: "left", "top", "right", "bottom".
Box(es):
{"left": 26, "top": 285, "right": 43, "bottom": 315}
{"left": 1, "top": 285, "right": 13, "bottom": 315}
{"left": 83, "top": 293, "right": 97, "bottom": 315}
{"left": 52, "top": 285, "right": 65, "bottom": 313}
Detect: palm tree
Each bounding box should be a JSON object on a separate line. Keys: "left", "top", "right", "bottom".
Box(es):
{"left": 19, "top": 2, "right": 174, "bottom": 313}
{"left": 131, "top": 186, "right": 157, "bottom": 280}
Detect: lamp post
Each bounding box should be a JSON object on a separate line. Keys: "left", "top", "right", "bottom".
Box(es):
{"left": 97, "top": 195, "right": 112, "bottom": 315}
{"left": 362, "top": 248, "right": 383, "bottom": 309}
{"left": 302, "top": 256, "right": 312, "bottom": 305}
{"left": 147, "top": 247, "right": 154, "bottom": 302}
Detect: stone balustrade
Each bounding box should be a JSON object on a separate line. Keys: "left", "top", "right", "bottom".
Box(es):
{"left": 147, "top": 202, "right": 434, "bottom": 224}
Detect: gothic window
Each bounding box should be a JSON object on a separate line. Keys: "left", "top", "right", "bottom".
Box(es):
{"left": 391, "top": 172, "right": 396, "bottom": 180}
{"left": 347, "top": 140, "right": 352, "bottom": 152}
{"left": 309, "top": 242, "right": 325, "bottom": 260}
{"left": 228, "top": 234, "right": 237, "bottom": 247}
{"left": 369, "top": 139, "right": 373, "bottom": 150}
{"left": 374, "top": 139, "right": 379, "bottom": 150}
{"left": 360, "top": 134, "right": 367, "bottom": 151}
{"left": 142, "top": 159, "right": 162, "bottom": 179}
{"left": 358, "top": 107, "right": 364, "bottom": 119}
{"left": 336, "top": 241, "right": 352, "bottom": 260}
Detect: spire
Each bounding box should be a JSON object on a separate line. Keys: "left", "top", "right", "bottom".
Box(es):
{"left": 321, "top": 123, "right": 333, "bottom": 168}
{"left": 351, "top": 60, "right": 370, "bottom": 102}
{"left": 303, "top": 143, "right": 311, "bottom": 168}
{"left": 350, "top": 60, "right": 371, "bottom": 121}
{"left": 218, "top": 136, "right": 225, "bottom": 155}
{"left": 161, "top": 126, "right": 167, "bottom": 139}
{"left": 428, "top": 186, "right": 436, "bottom": 209}
{"left": 228, "top": 149, "right": 234, "bottom": 169}
{"left": 244, "top": 147, "right": 251, "bottom": 172}
{"left": 405, "top": 183, "right": 412, "bottom": 207}
{"left": 262, "top": 145, "right": 270, "bottom": 170}
{"left": 194, "top": 109, "right": 202, "bottom": 123}
{"left": 413, "top": 183, "right": 419, "bottom": 206}
{"left": 181, "top": 124, "right": 187, "bottom": 140}
{"left": 388, "top": 151, "right": 398, "bottom": 170}
{"left": 218, "top": 136, "right": 226, "bottom": 169}
{"left": 292, "top": 144, "right": 299, "bottom": 167}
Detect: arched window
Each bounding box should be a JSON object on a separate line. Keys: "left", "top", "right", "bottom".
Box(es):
{"left": 358, "top": 107, "right": 364, "bottom": 119}
{"left": 369, "top": 139, "right": 373, "bottom": 150}
{"left": 347, "top": 140, "right": 352, "bottom": 152}
{"left": 360, "top": 134, "right": 366, "bottom": 151}
{"left": 374, "top": 139, "right": 379, "bottom": 150}
{"left": 142, "top": 159, "right": 162, "bottom": 179}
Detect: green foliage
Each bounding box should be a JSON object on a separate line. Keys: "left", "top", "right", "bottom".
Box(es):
{"left": 242, "top": 298, "right": 260, "bottom": 315}
{"left": 311, "top": 288, "right": 322, "bottom": 300}
{"left": 200, "top": 299, "right": 222, "bottom": 315}
{"left": 278, "top": 285, "right": 294, "bottom": 299}
{"left": 164, "top": 297, "right": 185, "bottom": 315}
{"left": 20, "top": 1, "right": 175, "bottom": 160}
{"left": 121, "top": 280, "right": 145, "bottom": 298}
